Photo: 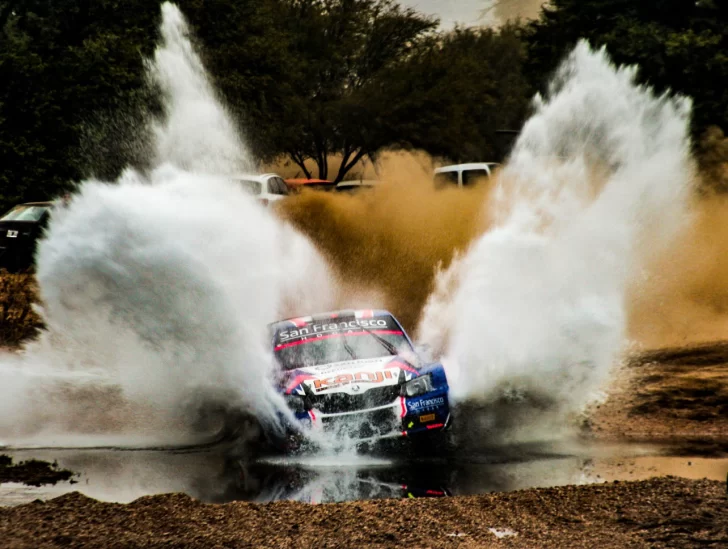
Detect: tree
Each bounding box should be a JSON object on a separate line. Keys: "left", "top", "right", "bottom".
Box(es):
{"left": 0, "top": 0, "right": 292, "bottom": 212}
{"left": 0, "top": 0, "right": 161, "bottom": 212}
{"left": 0, "top": 0, "right": 534, "bottom": 208}
{"left": 522, "top": 0, "right": 728, "bottom": 136}
{"left": 271, "top": 0, "right": 437, "bottom": 182}
{"left": 367, "top": 24, "right": 532, "bottom": 163}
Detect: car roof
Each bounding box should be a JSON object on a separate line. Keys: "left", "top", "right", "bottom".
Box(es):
{"left": 17, "top": 201, "right": 55, "bottom": 207}
{"left": 231, "top": 173, "right": 283, "bottom": 180}
{"left": 270, "top": 309, "right": 394, "bottom": 327}
{"left": 285, "top": 178, "right": 335, "bottom": 185}
{"left": 434, "top": 163, "right": 500, "bottom": 173}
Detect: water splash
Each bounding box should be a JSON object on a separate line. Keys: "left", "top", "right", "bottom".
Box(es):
{"left": 0, "top": 3, "right": 335, "bottom": 448}
{"left": 420, "top": 41, "right": 694, "bottom": 435}
{"left": 149, "top": 2, "right": 253, "bottom": 174}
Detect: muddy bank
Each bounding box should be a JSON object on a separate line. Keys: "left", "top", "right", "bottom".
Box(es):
{"left": 590, "top": 342, "right": 728, "bottom": 444}
{"left": 0, "top": 456, "right": 74, "bottom": 487}
{"left": 0, "top": 477, "right": 725, "bottom": 548}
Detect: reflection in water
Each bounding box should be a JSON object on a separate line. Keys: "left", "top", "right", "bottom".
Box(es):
{"left": 2, "top": 440, "right": 727, "bottom": 506}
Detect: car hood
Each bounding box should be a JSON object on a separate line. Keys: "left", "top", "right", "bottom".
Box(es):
{"left": 0, "top": 220, "right": 37, "bottom": 232}
{"left": 282, "top": 355, "right": 419, "bottom": 396}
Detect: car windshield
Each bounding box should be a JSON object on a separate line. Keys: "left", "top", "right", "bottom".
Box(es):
{"left": 236, "top": 179, "right": 262, "bottom": 195}
{"left": 275, "top": 332, "right": 409, "bottom": 369}
{"left": 0, "top": 205, "right": 50, "bottom": 222}
{"left": 270, "top": 178, "right": 290, "bottom": 195}
{"left": 272, "top": 316, "right": 411, "bottom": 369}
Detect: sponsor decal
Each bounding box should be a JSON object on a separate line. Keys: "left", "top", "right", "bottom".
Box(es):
{"left": 296, "top": 358, "right": 391, "bottom": 375}
{"left": 313, "top": 369, "right": 394, "bottom": 392}
{"left": 406, "top": 396, "right": 445, "bottom": 412}
{"left": 419, "top": 413, "right": 436, "bottom": 423}
{"left": 278, "top": 319, "right": 389, "bottom": 342}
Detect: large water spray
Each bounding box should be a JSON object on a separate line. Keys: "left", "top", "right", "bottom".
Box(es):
{"left": 0, "top": 3, "right": 335, "bottom": 448}
{"left": 420, "top": 41, "right": 694, "bottom": 435}
{"left": 149, "top": 2, "right": 253, "bottom": 174}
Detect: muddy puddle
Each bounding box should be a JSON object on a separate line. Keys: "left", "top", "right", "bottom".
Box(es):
{"left": 2, "top": 439, "right": 726, "bottom": 506}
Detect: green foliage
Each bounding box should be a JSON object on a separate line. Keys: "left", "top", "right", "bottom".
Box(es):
{"left": 2, "top": 0, "right": 726, "bottom": 204}
{"left": 264, "top": 1, "right": 530, "bottom": 180}
{"left": 270, "top": 0, "right": 439, "bottom": 181}
{"left": 0, "top": 0, "right": 161, "bottom": 213}
{"left": 370, "top": 24, "right": 531, "bottom": 163}
{"left": 523, "top": 0, "right": 728, "bottom": 136}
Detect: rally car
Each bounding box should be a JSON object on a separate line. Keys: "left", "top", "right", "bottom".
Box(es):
{"left": 269, "top": 309, "right": 451, "bottom": 450}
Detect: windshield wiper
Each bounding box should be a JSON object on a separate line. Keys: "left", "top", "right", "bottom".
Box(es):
{"left": 342, "top": 336, "right": 358, "bottom": 360}
{"left": 358, "top": 325, "right": 398, "bottom": 356}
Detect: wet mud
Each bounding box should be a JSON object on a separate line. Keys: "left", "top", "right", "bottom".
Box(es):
{"left": 590, "top": 342, "right": 728, "bottom": 440}
{"left": 0, "top": 456, "right": 75, "bottom": 487}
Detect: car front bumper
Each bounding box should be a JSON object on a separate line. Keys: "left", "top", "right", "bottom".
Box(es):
{"left": 290, "top": 390, "right": 451, "bottom": 442}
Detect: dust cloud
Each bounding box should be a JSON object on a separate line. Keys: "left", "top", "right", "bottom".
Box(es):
{"left": 275, "top": 151, "right": 494, "bottom": 331}
{"left": 629, "top": 196, "right": 728, "bottom": 349}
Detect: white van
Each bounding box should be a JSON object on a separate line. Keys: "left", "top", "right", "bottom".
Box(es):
{"left": 433, "top": 163, "right": 500, "bottom": 188}
{"left": 231, "top": 173, "right": 289, "bottom": 206}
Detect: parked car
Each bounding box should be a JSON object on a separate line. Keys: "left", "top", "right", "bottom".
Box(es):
{"left": 433, "top": 163, "right": 500, "bottom": 188}
{"left": 335, "top": 180, "right": 379, "bottom": 193}
{"left": 268, "top": 309, "right": 451, "bottom": 451}
{"left": 0, "top": 201, "right": 54, "bottom": 271}
{"left": 231, "top": 174, "right": 289, "bottom": 206}
{"left": 284, "top": 178, "right": 337, "bottom": 193}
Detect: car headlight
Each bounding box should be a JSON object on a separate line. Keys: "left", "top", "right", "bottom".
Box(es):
{"left": 402, "top": 374, "right": 433, "bottom": 397}
{"left": 284, "top": 394, "right": 305, "bottom": 413}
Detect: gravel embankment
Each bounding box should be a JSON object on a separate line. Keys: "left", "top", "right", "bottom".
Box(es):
{"left": 1, "top": 477, "right": 726, "bottom": 548}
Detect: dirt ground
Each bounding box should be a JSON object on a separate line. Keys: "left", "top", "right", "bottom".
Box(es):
{"left": 0, "top": 478, "right": 725, "bottom": 548}
{"left": 1, "top": 343, "right": 727, "bottom": 547}
{"left": 590, "top": 342, "right": 728, "bottom": 449}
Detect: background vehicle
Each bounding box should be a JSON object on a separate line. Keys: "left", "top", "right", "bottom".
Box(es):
{"left": 284, "top": 178, "right": 337, "bottom": 193}
{"left": 335, "top": 180, "right": 379, "bottom": 194}
{"left": 0, "top": 201, "right": 54, "bottom": 271}
{"left": 434, "top": 163, "right": 500, "bottom": 188}
{"left": 231, "top": 174, "right": 289, "bottom": 206}
{"left": 269, "top": 309, "right": 451, "bottom": 451}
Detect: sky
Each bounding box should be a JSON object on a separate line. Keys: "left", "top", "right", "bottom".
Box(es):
{"left": 400, "top": 0, "right": 546, "bottom": 28}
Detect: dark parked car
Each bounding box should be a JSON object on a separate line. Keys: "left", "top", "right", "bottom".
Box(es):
{"left": 0, "top": 202, "right": 54, "bottom": 271}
